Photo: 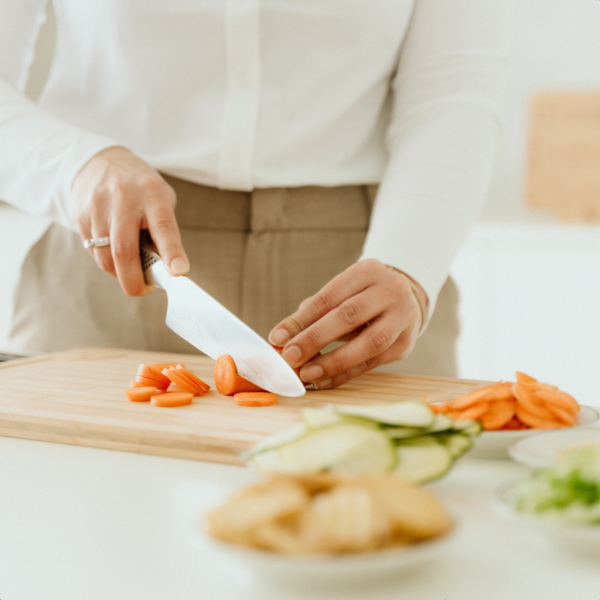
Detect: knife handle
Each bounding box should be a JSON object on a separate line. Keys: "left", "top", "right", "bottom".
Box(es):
{"left": 139, "top": 230, "right": 166, "bottom": 289}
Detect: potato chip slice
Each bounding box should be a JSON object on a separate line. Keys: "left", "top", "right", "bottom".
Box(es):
{"left": 206, "top": 479, "right": 309, "bottom": 544}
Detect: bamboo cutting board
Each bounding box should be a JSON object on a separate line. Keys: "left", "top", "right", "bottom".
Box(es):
{"left": 0, "top": 347, "right": 488, "bottom": 466}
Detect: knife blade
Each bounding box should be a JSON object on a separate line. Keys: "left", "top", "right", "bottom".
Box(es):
{"left": 140, "top": 235, "right": 306, "bottom": 398}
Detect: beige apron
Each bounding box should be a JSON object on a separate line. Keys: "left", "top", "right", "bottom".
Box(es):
{"left": 10, "top": 178, "right": 459, "bottom": 377}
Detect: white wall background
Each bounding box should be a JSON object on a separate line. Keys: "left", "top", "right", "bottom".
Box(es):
{"left": 2, "top": 1, "right": 600, "bottom": 405}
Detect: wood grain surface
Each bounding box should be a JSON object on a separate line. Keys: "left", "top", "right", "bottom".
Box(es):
{"left": 0, "top": 347, "right": 489, "bottom": 465}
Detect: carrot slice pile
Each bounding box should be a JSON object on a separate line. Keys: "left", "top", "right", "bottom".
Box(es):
{"left": 443, "top": 373, "right": 580, "bottom": 431}
{"left": 234, "top": 392, "right": 278, "bottom": 407}
{"left": 215, "top": 354, "right": 266, "bottom": 396}
{"left": 136, "top": 364, "right": 171, "bottom": 391}
{"left": 124, "top": 362, "right": 210, "bottom": 408}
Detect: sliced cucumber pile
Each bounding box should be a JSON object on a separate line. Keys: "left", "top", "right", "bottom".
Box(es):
{"left": 245, "top": 400, "right": 482, "bottom": 484}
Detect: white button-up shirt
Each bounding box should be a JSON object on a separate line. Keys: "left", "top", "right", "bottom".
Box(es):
{"left": 0, "top": 0, "right": 512, "bottom": 312}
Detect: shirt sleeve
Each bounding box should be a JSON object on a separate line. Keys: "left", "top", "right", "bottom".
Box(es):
{"left": 0, "top": 0, "right": 119, "bottom": 232}
{"left": 359, "top": 0, "right": 513, "bottom": 327}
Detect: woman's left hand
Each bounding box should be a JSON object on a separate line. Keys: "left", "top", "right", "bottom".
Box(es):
{"left": 268, "top": 259, "right": 426, "bottom": 389}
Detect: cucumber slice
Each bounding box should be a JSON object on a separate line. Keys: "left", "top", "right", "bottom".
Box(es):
{"left": 249, "top": 423, "right": 397, "bottom": 476}
{"left": 426, "top": 414, "right": 455, "bottom": 433}
{"left": 393, "top": 438, "right": 453, "bottom": 484}
{"left": 301, "top": 406, "right": 341, "bottom": 429}
{"left": 452, "top": 421, "right": 483, "bottom": 436}
{"left": 384, "top": 426, "right": 428, "bottom": 440}
{"left": 336, "top": 401, "right": 435, "bottom": 428}
{"left": 437, "top": 432, "right": 473, "bottom": 459}
{"left": 242, "top": 423, "right": 307, "bottom": 459}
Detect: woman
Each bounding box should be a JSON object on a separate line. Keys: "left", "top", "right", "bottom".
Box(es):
{"left": 0, "top": 0, "right": 512, "bottom": 388}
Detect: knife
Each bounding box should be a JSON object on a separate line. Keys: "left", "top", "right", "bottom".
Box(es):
{"left": 140, "top": 234, "right": 306, "bottom": 398}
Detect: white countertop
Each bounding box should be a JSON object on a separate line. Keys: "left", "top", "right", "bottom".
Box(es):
{"left": 1, "top": 431, "right": 599, "bottom": 600}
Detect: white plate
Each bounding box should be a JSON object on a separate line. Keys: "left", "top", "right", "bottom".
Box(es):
{"left": 509, "top": 425, "right": 600, "bottom": 469}
{"left": 468, "top": 405, "right": 599, "bottom": 460}
{"left": 495, "top": 480, "right": 600, "bottom": 554}
{"left": 188, "top": 520, "right": 456, "bottom": 586}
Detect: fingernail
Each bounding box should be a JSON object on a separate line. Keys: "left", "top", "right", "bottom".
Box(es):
{"left": 269, "top": 329, "right": 290, "bottom": 347}
{"left": 300, "top": 364, "right": 324, "bottom": 382}
{"left": 282, "top": 345, "right": 302, "bottom": 366}
{"left": 170, "top": 257, "right": 189, "bottom": 276}
{"left": 315, "top": 378, "right": 332, "bottom": 390}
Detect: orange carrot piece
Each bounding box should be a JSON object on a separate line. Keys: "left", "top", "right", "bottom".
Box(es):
{"left": 125, "top": 386, "right": 157, "bottom": 402}
{"left": 515, "top": 372, "right": 538, "bottom": 385}
{"left": 175, "top": 365, "right": 210, "bottom": 391}
{"left": 148, "top": 362, "right": 182, "bottom": 370}
{"left": 138, "top": 364, "right": 171, "bottom": 388}
{"left": 546, "top": 403, "right": 579, "bottom": 426}
{"left": 501, "top": 416, "right": 527, "bottom": 430}
{"left": 162, "top": 367, "right": 204, "bottom": 396}
{"left": 151, "top": 391, "right": 193, "bottom": 407}
{"left": 429, "top": 404, "right": 442, "bottom": 414}
{"left": 513, "top": 383, "right": 556, "bottom": 420}
{"left": 515, "top": 404, "right": 565, "bottom": 429}
{"left": 533, "top": 386, "right": 579, "bottom": 414}
{"left": 136, "top": 374, "right": 170, "bottom": 391}
{"left": 234, "top": 392, "right": 278, "bottom": 407}
{"left": 452, "top": 383, "right": 512, "bottom": 411}
{"left": 452, "top": 401, "right": 490, "bottom": 421}
{"left": 215, "top": 355, "right": 265, "bottom": 396}
{"left": 480, "top": 400, "right": 517, "bottom": 431}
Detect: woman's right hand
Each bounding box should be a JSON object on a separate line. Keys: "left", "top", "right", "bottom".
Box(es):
{"left": 72, "top": 146, "right": 189, "bottom": 296}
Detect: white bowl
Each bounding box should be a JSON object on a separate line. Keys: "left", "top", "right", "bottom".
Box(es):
{"left": 509, "top": 426, "right": 600, "bottom": 469}
{"left": 495, "top": 480, "right": 600, "bottom": 554}
{"left": 468, "top": 405, "right": 599, "bottom": 460}
{"left": 188, "top": 520, "right": 456, "bottom": 586}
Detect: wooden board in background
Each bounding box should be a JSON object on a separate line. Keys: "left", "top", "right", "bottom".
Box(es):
{"left": 528, "top": 91, "right": 600, "bottom": 221}
{"left": 0, "top": 347, "right": 489, "bottom": 465}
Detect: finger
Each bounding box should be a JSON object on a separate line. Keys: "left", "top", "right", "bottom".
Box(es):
{"left": 312, "top": 330, "right": 419, "bottom": 390}
{"left": 268, "top": 259, "right": 380, "bottom": 347}
{"left": 110, "top": 214, "right": 153, "bottom": 296}
{"left": 298, "top": 312, "right": 409, "bottom": 383}
{"left": 77, "top": 214, "right": 95, "bottom": 260}
{"left": 90, "top": 205, "right": 116, "bottom": 277}
{"left": 280, "top": 288, "right": 390, "bottom": 368}
{"left": 146, "top": 201, "right": 189, "bottom": 277}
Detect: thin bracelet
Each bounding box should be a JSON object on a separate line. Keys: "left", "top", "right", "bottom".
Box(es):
{"left": 384, "top": 265, "right": 429, "bottom": 333}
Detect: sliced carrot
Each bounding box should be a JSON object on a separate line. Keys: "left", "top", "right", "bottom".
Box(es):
{"left": 175, "top": 365, "right": 210, "bottom": 392}
{"left": 162, "top": 367, "right": 204, "bottom": 396}
{"left": 513, "top": 383, "right": 556, "bottom": 420}
{"left": 453, "top": 401, "right": 490, "bottom": 421}
{"left": 452, "top": 382, "right": 512, "bottom": 411}
{"left": 215, "top": 355, "right": 265, "bottom": 396}
{"left": 533, "top": 386, "right": 579, "bottom": 414}
{"left": 124, "top": 386, "right": 157, "bottom": 402}
{"left": 429, "top": 404, "right": 442, "bottom": 414}
{"left": 546, "top": 403, "right": 579, "bottom": 426}
{"left": 515, "top": 372, "right": 538, "bottom": 385}
{"left": 515, "top": 405, "right": 565, "bottom": 429}
{"left": 234, "top": 392, "right": 278, "bottom": 407}
{"left": 480, "top": 400, "right": 516, "bottom": 431}
{"left": 136, "top": 374, "right": 170, "bottom": 391}
{"left": 151, "top": 391, "right": 193, "bottom": 407}
{"left": 148, "top": 362, "right": 182, "bottom": 370}
{"left": 138, "top": 364, "right": 171, "bottom": 388}
{"left": 501, "top": 416, "right": 528, "bottom": 430}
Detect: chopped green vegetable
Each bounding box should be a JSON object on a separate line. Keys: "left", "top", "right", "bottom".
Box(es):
{"left": 507, "top": 444, "right": 600, "bottom": 525}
